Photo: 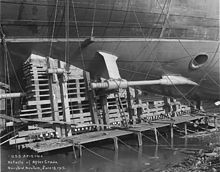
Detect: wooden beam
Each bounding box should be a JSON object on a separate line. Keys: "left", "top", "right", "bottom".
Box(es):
{"left": 154, "top": 128, "right": 158, "bottom": 144}
{"left": 32, "top": 68, "right": 42, "bottom": 119}
{"left": 170, "top": 124, "right": 174, "bottom": 139}
{"left": 126, "top": 87, "right": 133, "bottom": 123}
{"left": 0, "top": 93, "right": 25, "bottom": 99}
{"left": 84, "top": 72, "right": 99, "bottom": 130}
{"left": 59, "top": 62, "right": 72, "bottom": 136}
{"left": 170, "top": 124, "right": 174, "bottom": 149}
{"left": 72, "top": 143, "right": 77, "bottom": 160}
{"left": 137, "top": 132, "right": 143, "bottom": 147}
{"left": 214, "top": 115, "right": 218, "bottom": 129}
{"left": 1, "top": 135, "right": 18, "bottom": 146}
{"left": 47, "top": 59, "right": 62, "bottom": 137}
{"left": 20, "top": 118, "right": 72, "bottom": 125}
{"left": 0, "top": 114, "right": 25, "bottom": 123}
{"left": 78, "top": 145, "right": 83, "bottom": 158}
{"left": 135, "top": 88, "right": 141, "bottom": 105}
{"left": 101, "top": 95, "right": 109, "bottom": 128}
{"left": 184, "top": 123, "right": 188, "bottom": 135}
{"left": 137, "top": 107, "right": 142, "bottom": 123}
{"left": 114, "top": 148, "right": 119, "bottom": 162}
{"left": 113, "top": 137, "right": 118, "bottom": 150}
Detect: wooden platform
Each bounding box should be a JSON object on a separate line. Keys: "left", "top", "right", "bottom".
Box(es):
{"left": 70, "top": 130, "right": 133, "bottom": 145}
{"left": 23, "top": 114, "right": 204, "bottom": 154}
{"left": 24, "top": 129, "right": 132, "bottom": 153}
{"left": 127, "top": 115, "right": 204, "bottom": 132}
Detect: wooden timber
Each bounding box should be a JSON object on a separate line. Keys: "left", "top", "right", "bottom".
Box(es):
{"left": 24, "top": 129, "right": 133, "bottom": 153}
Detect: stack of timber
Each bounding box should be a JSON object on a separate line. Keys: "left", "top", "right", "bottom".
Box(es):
{"left": 132, "top": 94, "right": 191, "bottom": 123}
{"left": 21, "top": 54, "right": 91, "bottom": 123}
{"left": 19, "top": 54, "right": 128, "bottom": 136}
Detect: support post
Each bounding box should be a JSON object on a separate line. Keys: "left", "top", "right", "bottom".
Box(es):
{"left": 170, "top": 124, "right": 174, "bottom": 148}
{"left": 114, "top": 146, "right": 119, "bottom": 163}
{"left": 163, "top": 96, "right": 171, "bottom": 115}
{"left": 184, "top": 123, "right": 188, "bottom": 135}
{"left": 184, "top": 137, "right": 188, "bottom": 148}
{"left": 59, "top": 62, "right": 72, "bottom": 136}
{"left": 154, "top": 144, "right": 158, "bottom": 158}
{"left": 101, "top": 95, "right": 109, "bottom": 128}
{"left": 72, "top": 143, "right": 77, "bottom": 160}
{"left": 154, "top": 128, "right": 158, "bottom": 144}
{"left": 32, "top": 67, "right": 43, "bottom": 119}
{"left": 170, "top": 124, "right": 174, "bottom": 139}
{"left": 78, "top": 145, "right": 82, "bottom": 158}
{"left": 214, "top": 115, "right": 218, "bottom": 129}
{"left": 126, "top": 87, "right": 133, "bottom": 123}
{"left": 48, "top": 59, "right": 62, "bottom": 137}
{"left": 113, "top": 137, "right": 118, "bottom": 150}
{"left": 138, "top": 146, "right": 143, "bottom": 167}
{"left": 135, "top": 88, "right": 142, "bottom": 104}
{"left": 137, "top": 107, "right": 142, "bottom": 123}
{"left": 84, "top": 72, "right": 99, "bottom": 130}
{"left": 137, "top": 132, "right": 142, "bottom": 147}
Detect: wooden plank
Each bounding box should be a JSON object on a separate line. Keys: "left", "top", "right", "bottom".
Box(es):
{"left": 18, "top": 128, "right": 55, "bottom": 137}
{"left": 20, "top": 118, "right": 72, "bottom": 125}
{"left": 24, "top": 139, "right": 73, "bottom": 153}
{"left": 60, "top": 68, "right": 72, "bottom": 136}
{"left": 32, "top": 68, "right": 42, "bottom": 119}
{"left": 0, "top": 114, "right": 24, "bottom": 123}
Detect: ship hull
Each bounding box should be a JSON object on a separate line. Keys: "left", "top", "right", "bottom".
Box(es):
{"left": 3, "top": 38, "right": 219, "bottom": 101}
{"left": 0, "top": 0, "right": 219, "bottom": 101}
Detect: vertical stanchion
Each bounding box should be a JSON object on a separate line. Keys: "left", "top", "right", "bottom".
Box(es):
{"left": 214, "top": 114, "right": 218, "bottom": 129}
{"left": 184, "top": 137, "right": 188, "bottom": 148}
{"left": 126, "top": 87, "right": 133, "bottom": 123}
{"left": 78, "top": 145, "right": 82, "bottom": 158}
{"left": 170, "top": 124, "right": 174, "bottom": 139}
{"left": 137, "top": 132, "right": 143, "bottom": 147}
{"left": 154, "top": 144, "right": 158, "bottom": 158}
{"left": 184, "top": 123, "right": 188, "bottom": 135}
{"left": 154, "top": 128, "right": 158, "bottom": 144}
{"left": 72, "top": 142, "right": 77, "bottom": 160}
{"left": 101, "top": 95, "right": 109, "bottom": 129}
{"left": 113, "top": 137, "right": 118, "bottom": 151}
{"left": 59, "top": 62, "right": 72, "bottom": 136}
{"left": 114, "top": 145, "right": 119, "bottom": 164}
{"left": 137, "top": 107, "right": 142, "bottom": 123}
{"left": 138, "top": 146, "right": 143, "bottom": 167}
{"left": 170, "top": 124, "right": 174, "bottom": 149}
{"left": 84, "top": 72, "right": 99, "bottom": 130}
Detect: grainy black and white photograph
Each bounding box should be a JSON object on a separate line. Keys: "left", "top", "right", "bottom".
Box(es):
{"left": 0, "top": 0, "right": 219, "bottom": 171}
